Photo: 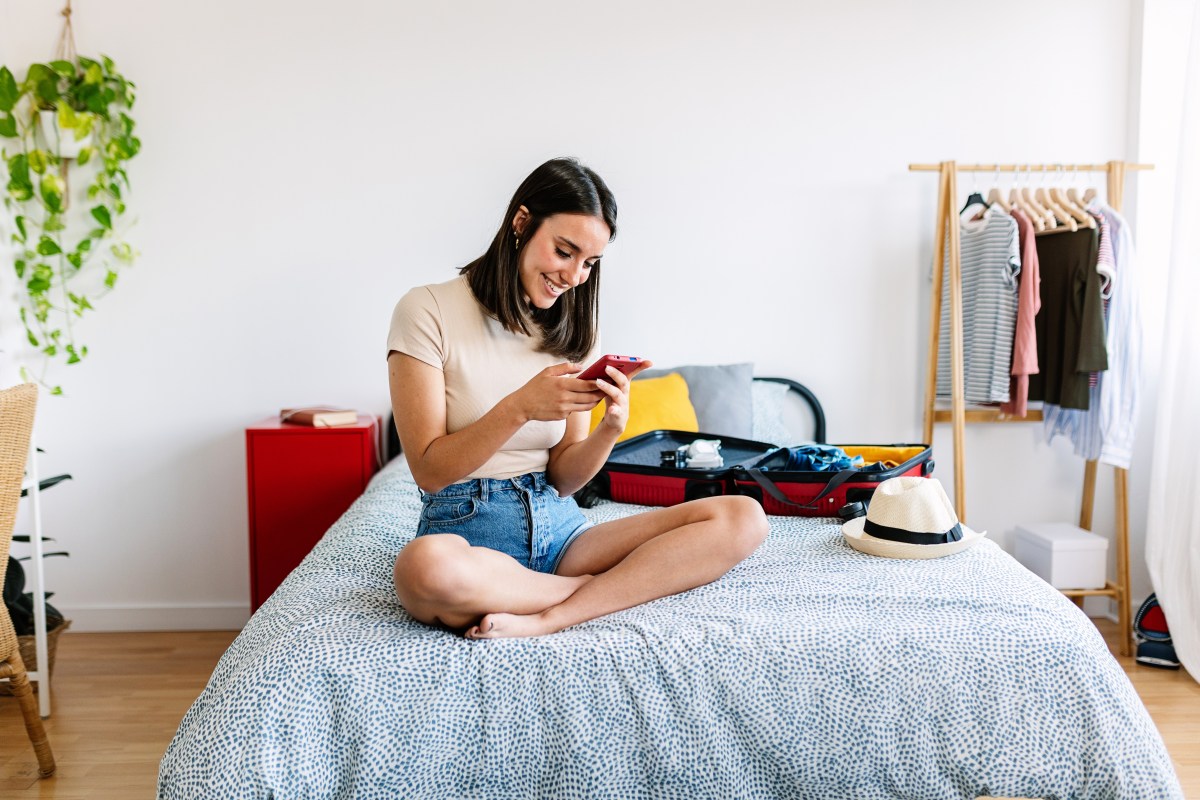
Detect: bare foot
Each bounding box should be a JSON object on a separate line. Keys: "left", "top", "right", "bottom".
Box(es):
{"left": 465, "top": 611, "right": 558, "bottom": 639}
{"left": 462, "top": 574, "right": 593, "bottom": 640}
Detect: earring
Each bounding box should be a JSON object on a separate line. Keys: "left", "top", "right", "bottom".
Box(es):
{"left": 514, "top": 233, "right": 520, "bottom": 251}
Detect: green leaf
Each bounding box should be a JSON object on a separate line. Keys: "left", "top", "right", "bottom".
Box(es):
{"left": 43, "top": 344, "right": 57, "bottom": 356}
{"left": 102, "top": 55, "right": 116, "bottom": 73}
{"left": 14, "top": 259, "right": 25, "bottom": 278}
{"left": 40, "top": 172, "right": 64, "bottom": 213}
{"left": 26, "top": 330, "right": 38, "bottom": 346}
{"left": 76, "top": 146, "right": 92, "bottom": 165}
{"left": 29, "top": 62, "right": 61, "bottom": 107}
{"left": 77, "top": 238, "right": 92, "bottom": 252}
{"left": 65, "top": 345, "right": 80, "bottom": 364}
{"left": 27, "top": 264, "right": 53, "bottom": 293}
{"left": 0, "top": 112, "right": 16, "bottom": 138}
{"left": 28, "top": 149, "right": 49, "bottom": 174}
{"left": 0, "top": 67, "right": 18, "bottom": 112}
{"left": 43, "top": 214, "right": 66, "bottom": 232}
{"left": 84, "top": 62, "right": 103, "bottom": 86}
{"left": 50, "top": 386, "right": 62, "bottom": 396}
{"left": 91, "top": 206, "right": 112, "bottom": 229}
{"left": 110, "top": 242, "right": 135, "bottom": 263}
{"left": 49, "top": 60, "right": 75, "bottom": 77}
{"left": 14, "top": 215, "right": 27, "bottom": 242}
{"left": 36, "top": 236, "right": 62, "bottom": 256}
{"left": 7, "top": 153, "right": 30, "bottom": 184}
{"left": 104, "top": 270, "right": 117, "bottom": 288}
{"left": 66, "top": 252, "right": 82, "bottom": 269}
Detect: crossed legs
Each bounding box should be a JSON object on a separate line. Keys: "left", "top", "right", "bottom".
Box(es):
{"left": 392, "top": 495, "right": 768, "bottom": 639}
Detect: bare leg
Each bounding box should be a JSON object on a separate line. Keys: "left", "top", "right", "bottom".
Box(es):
{"left": 465, "top": 495, "right": 768, "bottom": 639}
{"left": 394, "top": 533, "right": 592, "bottom": 630}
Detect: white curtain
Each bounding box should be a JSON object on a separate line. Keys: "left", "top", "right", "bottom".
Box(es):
{"left": 1145, "top": 2, "right": 1200, "bottom": 679}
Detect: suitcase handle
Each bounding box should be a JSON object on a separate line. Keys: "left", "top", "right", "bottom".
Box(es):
{"left": 745, "top": 465, "right": 862, "bottom": 511}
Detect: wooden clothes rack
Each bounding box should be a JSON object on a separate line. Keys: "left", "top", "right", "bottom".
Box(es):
{"left": 908, "top": 160, "right": 1152, "bottom": 656}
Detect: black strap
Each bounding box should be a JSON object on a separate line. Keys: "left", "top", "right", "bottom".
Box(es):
{"left": 745, "top": 466, "right": 861, "bottom": 510}
{"left": 863, "top": 519, "right": 963, "bottom": 545}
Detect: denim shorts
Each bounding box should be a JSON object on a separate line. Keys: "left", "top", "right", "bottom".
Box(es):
{"left": 415, "top": 472, "right": 593, "bottom": 574}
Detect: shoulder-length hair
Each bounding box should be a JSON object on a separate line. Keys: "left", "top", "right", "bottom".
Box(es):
{"left": 460, "top": 157, "right": 617, "bottom": 362}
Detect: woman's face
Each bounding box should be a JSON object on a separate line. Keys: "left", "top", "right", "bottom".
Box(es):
{"left": 514, "top": 210, "right": 610, "bottom": 309}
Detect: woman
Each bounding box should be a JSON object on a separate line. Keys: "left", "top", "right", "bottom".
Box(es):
{"left": 387, "top": 157, "right": 768, "bottom": 639}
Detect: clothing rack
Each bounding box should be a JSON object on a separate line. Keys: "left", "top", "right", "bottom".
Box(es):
{"left": 908, "top": 160, "right": 1152, "bottom": 656}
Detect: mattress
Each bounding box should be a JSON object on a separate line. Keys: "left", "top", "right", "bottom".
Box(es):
{"left": 158, "top": 460, "right": 1183, "bottom": 799}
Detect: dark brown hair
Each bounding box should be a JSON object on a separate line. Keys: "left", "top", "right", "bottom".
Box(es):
{"left": 460, "top": 157, "right": 617, "bottom": 361}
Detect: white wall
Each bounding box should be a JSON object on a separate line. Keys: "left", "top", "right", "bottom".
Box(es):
{"left": 0, "top": 0, "right": 1172, "bottom": 630}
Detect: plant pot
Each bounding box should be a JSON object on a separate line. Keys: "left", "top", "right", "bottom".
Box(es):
{"left": 0, "top": 619, "right": 71, "bottom": 695}
{"left": 37, "top": 110, "right": 91, "bottom": 159}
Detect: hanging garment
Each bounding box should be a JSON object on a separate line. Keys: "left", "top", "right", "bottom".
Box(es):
{"left": 1000, "top": 208, "right": 1041, "bottom": 417}
{"left": 936, "top": 206, "right": 1020, "bottom": 404}
{"left": 1041, "top": 205, "right": 1141, "bottom": 466}
{"left": 1089, "top": 211, "right": 1116, "bottom": 388}
{"left": 1094, "top": 203, "right": 1142, "bottom": 467}
{"left": 1027, "top": 228, "right": 1106, "bottom": 410}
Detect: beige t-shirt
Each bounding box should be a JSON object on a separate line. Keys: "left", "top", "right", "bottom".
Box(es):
{"left": 387, "top": 275, "right": 598, "bottom": 480}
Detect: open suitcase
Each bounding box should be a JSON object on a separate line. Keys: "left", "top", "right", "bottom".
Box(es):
{"left": 729, "top": 444, "right": 933, "bottom": 516}
{"left": 576, "top": 376, "right": 933, "bottom": 516}
{"left": 584, "top": 429, "right": 777, "bottom": 507}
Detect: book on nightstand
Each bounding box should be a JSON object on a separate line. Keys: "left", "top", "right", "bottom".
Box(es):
{"left": 280, "top": 406, "right": 359, "bottom": 427}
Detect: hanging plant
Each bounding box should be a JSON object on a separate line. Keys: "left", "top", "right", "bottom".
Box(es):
{"left": 0, "top": 6, "right": 140, "bottom": 394}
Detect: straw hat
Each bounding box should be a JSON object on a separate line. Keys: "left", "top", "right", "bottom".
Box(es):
{"left": 841, "top": 476, "right": 985, "bottom": 559}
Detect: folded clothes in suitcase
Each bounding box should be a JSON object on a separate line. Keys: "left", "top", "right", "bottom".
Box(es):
{"left": 731, "top": 444, "right": 934, "bottom": 516}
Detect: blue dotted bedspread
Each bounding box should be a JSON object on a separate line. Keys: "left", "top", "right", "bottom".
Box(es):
{"left": 158, "top": 462, "right": 1183, "bottom": 799}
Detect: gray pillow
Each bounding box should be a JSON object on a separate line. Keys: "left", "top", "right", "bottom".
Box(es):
{"left": 751, "top": 379, "right": 793, "bottom": 445}
{"left": 637, "top": 363, "right": 754, "bottom": 439}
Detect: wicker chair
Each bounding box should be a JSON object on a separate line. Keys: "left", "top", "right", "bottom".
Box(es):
{"left": 0, "top": 383, "right": 56, "bottom": 777}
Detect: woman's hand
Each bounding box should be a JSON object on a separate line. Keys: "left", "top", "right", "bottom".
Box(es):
{"left": 592, "top": 360, "right": 653, "bottom": 435}
{"left": 511, "top": 362, "right": 605, "bottom": 422}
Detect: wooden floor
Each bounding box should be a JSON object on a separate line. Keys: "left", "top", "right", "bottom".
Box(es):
{"left": 0, "top": 621, "right": 1197, "bottom": 798}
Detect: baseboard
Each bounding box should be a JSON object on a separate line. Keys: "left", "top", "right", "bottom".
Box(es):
{"left": 57, "top": 603, "right": 249, "bottom": 632}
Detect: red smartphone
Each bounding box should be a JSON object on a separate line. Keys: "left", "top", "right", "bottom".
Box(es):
{"left": 577, "top": 354, "right": 644, "bottom": 383}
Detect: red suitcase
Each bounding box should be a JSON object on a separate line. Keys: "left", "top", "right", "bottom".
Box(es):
{"left": 730, "top": 444, "right": 934, "bottom": 516}
{"left": 587, "top": 430, "right": 776, "bottom": 507}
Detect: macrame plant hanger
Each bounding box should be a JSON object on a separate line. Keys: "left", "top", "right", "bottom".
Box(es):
{"left": 908, "top": 160, "right": 1152, "bottom": 656}
{"left": 51, "top": 0, "right": 78, "bottom": 200}
{"left": 56, "top": 1, "right": 77, "bottom": 63}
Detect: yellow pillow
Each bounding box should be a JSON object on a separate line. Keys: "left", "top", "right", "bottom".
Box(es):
{"left": 589, "top": 372, "right": 699, "bottom": 442}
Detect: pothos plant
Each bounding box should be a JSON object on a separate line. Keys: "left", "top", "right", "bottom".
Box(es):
{"left": 0, "top": 55, "right": 140, "bottom": 394}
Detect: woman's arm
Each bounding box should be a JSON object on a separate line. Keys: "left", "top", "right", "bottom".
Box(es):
{"left": 389, "top": 352, "right": 603, "bottom": 493}
{"left": 546, "top": 361, "right": 652, "bottom": 496}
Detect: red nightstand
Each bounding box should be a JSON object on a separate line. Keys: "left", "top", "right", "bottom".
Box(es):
{"left": 245, "top": 415, "right": 379, "bottom": 611}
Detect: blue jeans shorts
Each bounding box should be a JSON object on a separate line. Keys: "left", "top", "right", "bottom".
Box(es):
{"left": 415, "top": 472, "right": 593, "bottom": 574}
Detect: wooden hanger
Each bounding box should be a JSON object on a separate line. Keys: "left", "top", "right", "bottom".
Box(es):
{"left": 987, "top": 169, "right": 1011, "bottom": 213}
{"left": 1052, "top": 187, "right": 1095, "bottom": 229}
{"left": 1054, "top": 167, "right": 1096, "bottom": 228}
{"left": 1036, "top": 186, "right": 1076, "bottom": 230}
{"left": 1010, "top": 167, "right": 1046, "bottom": 231}
{"left": 1022, "top": 184, "right": 1056, "bottom": 229}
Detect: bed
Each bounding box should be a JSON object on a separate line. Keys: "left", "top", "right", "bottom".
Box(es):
{"left": 158, "top": 455, "right": 1183, "bottom": 799}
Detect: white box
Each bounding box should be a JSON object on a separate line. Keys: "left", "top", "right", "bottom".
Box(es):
{"left": 1013, "top": 522, "right": 1108, "bottom": 589}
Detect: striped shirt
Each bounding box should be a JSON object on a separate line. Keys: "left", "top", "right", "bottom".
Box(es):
{"left": 1042, "top": 204, "right": 1141, "bottom": 467}
{"left": 936, "top": 206, "right": 1021, "bottom": 404}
